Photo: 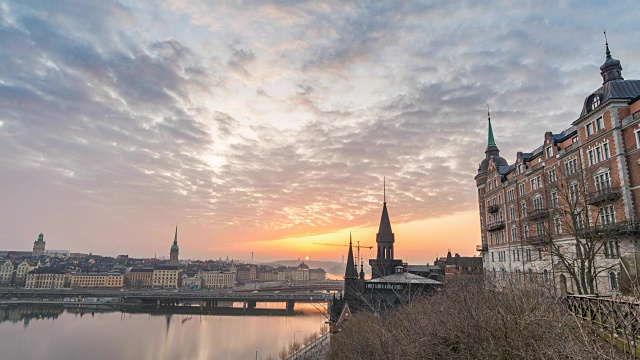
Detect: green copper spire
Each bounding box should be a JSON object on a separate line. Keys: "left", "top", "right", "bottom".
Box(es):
{"left": 487, "top": 104, "right": 496, "bottom": 147}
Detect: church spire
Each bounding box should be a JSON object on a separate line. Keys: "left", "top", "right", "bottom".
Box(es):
{"left": 487, "top": 104, "right": 496, "bottom": 147}
{"left": 173, "top": 226, "right": 178, "bottom": 246}
{"left": 344, "top": 233, "right": 357, "bottom": 279}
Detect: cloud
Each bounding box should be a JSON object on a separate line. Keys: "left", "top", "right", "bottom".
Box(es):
{"left": 1, "top": 0, "right": 639, "bottom": 257}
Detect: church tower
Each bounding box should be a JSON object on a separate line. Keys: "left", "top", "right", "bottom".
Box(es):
{"left": 32, "top": 233, "right": 46, "bottom": 257}
{"left": 169, "top": 226, "right": 179, "bottom": 265}
{"left": 369, "top": 180, "right": 403, "bottom": 278}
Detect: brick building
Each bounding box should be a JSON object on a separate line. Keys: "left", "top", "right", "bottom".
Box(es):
{"left": 475, "top": 41, "right": 640, "bottom": 295}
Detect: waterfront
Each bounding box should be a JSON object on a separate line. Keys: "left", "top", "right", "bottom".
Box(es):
{"left": 0, "top": 304, "right": 326, "bottom": 360}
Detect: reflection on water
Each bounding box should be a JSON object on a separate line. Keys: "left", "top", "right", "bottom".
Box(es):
{"left": 0, "top": 304, "right": 326, "bottom": 360}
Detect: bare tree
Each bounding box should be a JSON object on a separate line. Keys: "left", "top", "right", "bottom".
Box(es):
{"left": 524, "top": 159, "right": 640, "bottom": 295}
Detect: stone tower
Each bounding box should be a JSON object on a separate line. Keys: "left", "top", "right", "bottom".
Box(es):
{"left": 32, "top": 233, "right": 46, "bottom": 257}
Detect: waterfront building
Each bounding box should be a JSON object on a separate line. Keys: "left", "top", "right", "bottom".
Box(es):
{"left": 25, "top": 269, "right": 70, "bottom": 289}
{"left": 181, "top": 272, "right": 201, "bottom": 289}
{"left": 153, "top": 265, "right": 182, "bottom": 288}
{"left": 309, "top": 268, "right": 327, "bottom": 281}
{"left": 169, "top": 226, "right": 179, "bottom": 266}
{"left": 292, "top": 268, "right": 310, "bottom": 282}
{"left": 0, "top": 260, "right": 14, "bottom": 286}
{"left": 32, "top": 233, "right": 45, "bottom": 257}
{"left": 234, "top": 264, "right": 256, "bottom": 284}
{"left": 70, "top": 273, "right": 124, "bottom": 288}
{"left": 475, "top": 41, "right": 640, "bottom": 294}
{"left": 201, "top": 270, "right": 235, "bottom": 289}
{"left": 125, "top": 267, "right": 154, "bottom": 288}
{"left": 433, "top": 251, "right": 483, "bottom": 276}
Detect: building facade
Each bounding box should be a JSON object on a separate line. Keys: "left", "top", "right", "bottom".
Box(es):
{"left": 475, "top": 42, "right": 640, "bottom": 295}
{"left": 152, "top": 265, "right": 181, "bottom": 288}
{"left": 70, "top": 273, "right": 124, "bottom": 288}
{"left": 201, "top": 270, "right": 235, "bottom": 289}
{"left": 25, "top": 269, "right": 69, "bottom": 289}
{"left": 125, "top": 268, "right": 154, "bottom": 288}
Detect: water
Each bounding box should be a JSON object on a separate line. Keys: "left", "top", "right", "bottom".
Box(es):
{"left": 0, "top": 304, "right": 327, "bottom": 360}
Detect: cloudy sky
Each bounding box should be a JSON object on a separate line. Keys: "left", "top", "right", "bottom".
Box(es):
{"left": 1, "top": 0, "right": 638, "bottom": 262}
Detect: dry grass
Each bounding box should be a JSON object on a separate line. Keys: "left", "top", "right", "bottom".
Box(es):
{"left": 329, "top": 277, "right": 628, "bottom": 360}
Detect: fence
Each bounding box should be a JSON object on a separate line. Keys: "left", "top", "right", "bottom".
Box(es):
{"left": 286, "top": 332, "right": 331, "bottom": 360}
{"left": 566, "top": 294, "right": 640, "bottom": 356}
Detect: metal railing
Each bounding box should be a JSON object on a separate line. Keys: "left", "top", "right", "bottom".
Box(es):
{"left": 527, "top": 207, "right": 549, "bottom": 221}
{"left": 486, "top": 221, "right": 506, "bottom": 231}
{"left": 587, "top": 186, "right": 622, "bottom": 205}
{"left": 487, "top": 204, "right": 500, "bottom": 213}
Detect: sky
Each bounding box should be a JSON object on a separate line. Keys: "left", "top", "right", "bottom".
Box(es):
{"left": 1, "top": 0, "right": 639, "bottom": 263}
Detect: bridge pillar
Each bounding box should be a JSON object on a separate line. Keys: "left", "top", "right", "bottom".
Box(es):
{"left": 247, "top": 300, "right": 256, "bottom": 309}
{"left": 286, "top": 300, "right": 295, "bottom": 313}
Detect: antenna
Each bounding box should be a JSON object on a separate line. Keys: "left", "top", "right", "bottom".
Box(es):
{"left": 383, "top": 177, "right": 386, "bottom": 204}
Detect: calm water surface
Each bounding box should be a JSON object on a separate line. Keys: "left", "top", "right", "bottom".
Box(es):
{"left": 0, "top": 304, "right": 326, "bottom": 360}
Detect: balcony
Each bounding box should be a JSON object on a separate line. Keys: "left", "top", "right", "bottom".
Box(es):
{"left": 486, "top": 221, "right": 505, "bottom": 231}
{"left": 527, "top": 207, "right": 548, "bottom": 221}
{"left": 476, "top": 244, "right": 488, "bottom": 252}
{"left": 587, "top": 186, "right": 621, "bottom": 205}
{"left": 523, "top": 234, "right": 549, "bottom": 245}
{"left": 487, "top": 204, "right": 500, "bottom": 213}
{"left": 579, "top": 220, "right": 640, "bottom": 237}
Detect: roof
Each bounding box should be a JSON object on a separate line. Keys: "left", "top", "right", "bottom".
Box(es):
{"left": 154, "top": 265, "right": 179, "bottom": 270}
{"left": 579, "top": 80, "right": 640, "bottom": 119}
{"left": 367, "top": 271, "right": 442, "bottom": 285}
{"left": 130, "top": 267, "right": 154, "bottom": 273}
{"left": 405, "top": 265, "right": 440, "bottom": 272}
{"left": 376, "top": 203, "right": 394, "bottom": 244}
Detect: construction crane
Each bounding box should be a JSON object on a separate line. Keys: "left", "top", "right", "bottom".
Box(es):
{"left": 313, "top": 238, "right": 373, "bottom": 269}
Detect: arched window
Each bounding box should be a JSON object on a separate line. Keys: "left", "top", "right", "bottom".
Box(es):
{"left": 589, "top": 94, "right": 601, "bottom": 111}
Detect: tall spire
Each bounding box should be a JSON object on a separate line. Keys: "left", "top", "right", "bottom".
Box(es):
{"left": 600, "top": 31, "right": 623, "bottom": 84}
{"left": 173, "top": 226, "right": 178, "bottom": 245}
{"left": 487, "top": 104, "right": 496, "bottom": 147}
{"left": 344, "top": 233, "right": 357, "bottom": 279}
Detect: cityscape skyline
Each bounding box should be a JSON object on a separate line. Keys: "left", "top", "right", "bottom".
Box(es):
{"left": 2, "top": 1, "right": 639, "bottom": 262}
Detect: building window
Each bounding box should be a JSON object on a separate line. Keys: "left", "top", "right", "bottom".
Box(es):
{"left": 588, "top": 143, "right": 610, "bottom": 166}
{"left": 595, "top": 117, "right": 604, "bottom": 131}
{"left": 521, "top": 201, "right": 527, "bottom": 217}
{"left": 590, "top": 95, "right": 601, "bottom": 110}
{"left": 569, "top": 183, "right": 579, "bottom": 203}
{"left": 511, "top": 227, "right": 517, "bottom": 242}
{"left": 546, "top": 146, "right": 553, "bottom": 159}
{"left": 604, "top": 240, "right": 620, "bottom": 258}
{"left": 609, "top": 272, "right": 618, "bottom": 291}
{"left": 523, "top": 224, "right": 529, "bottom": 238}
{"left": 518, "top": 164, "right": 523, "bottom": 174}
{"left": 554, "top": 217, "right": 562, "bottom": 235}
{"left": 594, "top": 172, "right": 611, "bottom": 191}
{"left": 498, "top": 194, "right": 502, "bottom": 204}
{"left": 533, "top": 196, "right": 543, "bottom": 210}
{"left": 565, "top": 158, "right": 578, "bottom": 175}
{"left": 586, "top": 123, "right": 594, "bottom": 137}
{"left": 599, "top": 205, "right": 615, "bottom": 225}
{"left": 635, "top": 129, "right": 640, "bottom": 149}
{"left": 551, "top": 190, "right": 558, "bottom": 208}
{"left": 519, "top": 183, "right": 525, "bottom": 196}
{"left": 507, "top": 189, "right": 515, "bottom": 201}
{"left": 525, "top": 249, "right": 532, "bottom": 261}
{"left": 548, "top": 169, "right": 557, "bottom": 183}
{"left": 536, "top": 222, "right": 545, "bottom": 236}
{"left": 510, "top": 205, "right": 515, "bottom": 221}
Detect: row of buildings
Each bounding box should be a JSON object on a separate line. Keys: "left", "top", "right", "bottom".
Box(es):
{"left": 475, "top": 40, "right": 640, "bottom": 295}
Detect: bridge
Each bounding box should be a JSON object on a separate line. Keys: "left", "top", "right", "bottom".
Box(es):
{"left": 0, "top": 288, "right": 338, "bottom": 313}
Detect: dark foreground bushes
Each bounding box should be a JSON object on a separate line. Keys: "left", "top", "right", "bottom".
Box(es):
{"left": 329, "top": 278, "right": 626, "bottom": 360}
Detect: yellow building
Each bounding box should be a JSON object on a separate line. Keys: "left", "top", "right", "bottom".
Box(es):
{"left": 125, "top": 268, "right": 154, "bottom": 288}
{"left": 152, "top": 265, "right": 181, "bottom": 288}
{"left": 70, "top": 273, "right": 124, "bottom": 288}
{"left": 201, "top": 270, "right": 236, "bottom": 289}
{"left": 25, "top": 269, "right": 69, "bottom": 289}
